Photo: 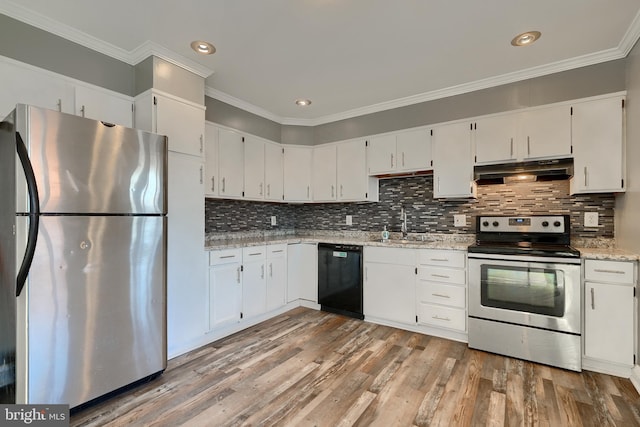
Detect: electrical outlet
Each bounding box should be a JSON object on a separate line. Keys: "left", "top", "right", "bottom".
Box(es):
{"left": 346, "top": 215, "right": 353, "bottom": 226}
{"left": 271, "top": 216, "right": 277, "bottom": 226}
{"left": 584, "top": 212, "right": 599, "bottom": 227}
{"left": 454, "top": 214, "right": 466, "bottom": 227}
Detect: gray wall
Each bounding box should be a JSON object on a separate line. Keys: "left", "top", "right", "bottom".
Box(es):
{"left": 0, "top": 14, "right": 134, "bottom": 96}
{"left": 314, "top": 60, "right": 627, "bottom": 144}
{"left": 616, "top": 39, "right": 640, "bottom": 363}
{"left": 281, "top": 125, "right": 314, "bottom": 146}
{"left": 205, "top": 97, "right": 281, "bottom": 142}
{"left": 151, "top": 57, "right": 204, "bottom": 105}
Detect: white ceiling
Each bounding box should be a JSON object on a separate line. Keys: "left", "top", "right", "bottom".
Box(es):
{"left": 3, "top": 0, "right": 640, "bottom": 125}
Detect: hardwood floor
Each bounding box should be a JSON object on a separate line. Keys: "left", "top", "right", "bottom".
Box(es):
{"left": 71, "top": 308, "right": 640, "bottom": 426}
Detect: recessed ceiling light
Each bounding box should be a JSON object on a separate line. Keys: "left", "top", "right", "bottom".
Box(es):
{"left": 191, "top": 40, "right": 216, "bottom": 55}
{"left": 511, "top": 31, "right": 541, "bottom": 47}
{"left": 295, "top": 99, "right": 312, "bottom": 106}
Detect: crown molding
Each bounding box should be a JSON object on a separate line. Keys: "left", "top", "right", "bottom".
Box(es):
{"left": 0, "top": 0, "right": 214, "bottom": 77}
{"left": 205, "top": 87, "right": 284, "bottom": 124}
{"left": 619, "top": 8, "right": 640, "bottom": 56}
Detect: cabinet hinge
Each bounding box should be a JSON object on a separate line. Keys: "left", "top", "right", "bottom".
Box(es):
{"left": 470, "top": 123, "right": 473, "bottom": 130}
{"left": 634, "top": 354, "right": 636, "bottom": 364}
{"left": 242, "top": 137, "right": 245, "bottom": 142}
{"left": 634, "top": 287, "right": 636, "bottom": 298}
{"left": 622, "top": 179, "right": 625, "bottom": 188}
{"left": 570, "top": 145, "right": 573, "bottom": 154}
{"left": 240, "top": 265, "right": 244, "bottom": 272}
{"left": 474, "top": 155, "right": 477, "bottom": 162}
{"left": 415, "top": 267, "right": 418, "bottom": 275}
{"left": 430, "top": 129, "right": 433, "bottom": 136}
{"left": 153, "top": 96, "right": 157, "bottom": 105}
{"left": 622, "top": 99, "right": 625, "bottom": 109}
{"left": 241, "top": 312, "right": 244, "bottom": 319}
{"left": 364, "top": 140, "right": 368, "bottom": 147}
{"left": 242, "top": 191, "right": 245, "bottom": 197}
{"left": 131, "top": 104, "right": 134, "bottom": 112}
{"left": 570, "top": 106, "right": 573, "bottom": 115}
{"left": 415, "top": 315, "right": 418, "bottom": 323}
{"left": 430, "top": 160, "right": 433, "bottom": 167}
{"left": 365, "top": 192, "right": 368, "bottom": 198}
{"left": 282, "top": 148, "right": 285, "bottom": 154}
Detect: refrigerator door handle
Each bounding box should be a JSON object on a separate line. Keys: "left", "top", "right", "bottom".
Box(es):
{"left": 15, "top": 131, "right": 40, "bottom": 297}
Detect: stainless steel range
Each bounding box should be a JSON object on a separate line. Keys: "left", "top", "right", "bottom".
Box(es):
{"left": 467, "top": 215, "right": 582, "bottom": 371}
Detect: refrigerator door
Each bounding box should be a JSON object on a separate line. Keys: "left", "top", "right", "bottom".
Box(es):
{"left": 15, "top": 105, "right": 167, "bottom": 215}
{"left": 19, "top": 215, "right": 166, "bottom": 407}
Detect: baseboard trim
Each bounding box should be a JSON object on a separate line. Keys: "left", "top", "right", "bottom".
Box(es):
{"left": 582, "top": 357, "right": 635, "bottom": 378}
{"left": 631, "top": 365, "right": 640, "bottom": 394}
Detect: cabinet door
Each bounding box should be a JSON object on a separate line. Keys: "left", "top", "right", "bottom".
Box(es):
{"left": 209, "top": 262, "right": 242, "bottom": 329}
{"left": 0, "top": 60, "right": 74, "bottom": 116}
{"left": 75, "top": 85, "right": 133, "bottom": 127}
{"left": 571, "top": 97, "right": 624, "bottom": 194}
{"left": 364, "top": 262, "right": 416, "bottom": 324}
{"left": 204, "top": 124, "right": 219, "bottom": 197}
{"left": 367, "top": 134, "right": 396, "bottom": 174}
{"left": 521, "top": 105, "right": 571, "bottom": 160}
{"left": 337, "top": 139, "right": 368, "bottom": 201}
{"left": 474, "top": 114, "right": 517, "bottom": 164}
{"left": 218, "top": 128, "right": 245, "bottom": 198}
{"left": 287, "top": 243, "right": 317, "bottom": 302}
{"left": 283, "top": 146, "right": 313, "bottom": 201}
{"left": 243, "top": 258, "right": 267, "bottom": 319}
{"left": 584, "top": 282, "right": 634, "bottom": 365}
{"left": 265, "top": 143, "right": 284, "bottom": 201}
{"left": 312, "top": 145, "right": 337, "bottom": 201}
{"left": 167, "top": 152, "right": 207, "bottom": 356}
{"left": 396, "top": 129, "right": 432, "bottom": 172}
{"left": 432, "top": 122, "right": 475, "bottom": 198}
{"left": 244, "top": 136, "right": 265, "bottom": 200}
{"left": 155, "top": 94, "right": 205, "bottom": 157}
{"left": 266, "top": 246, "right": 288, "bottom": 311}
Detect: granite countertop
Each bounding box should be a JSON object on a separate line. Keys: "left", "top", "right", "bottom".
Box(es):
{"left": 205, "top": 230, "right": 639, "bottom": 261}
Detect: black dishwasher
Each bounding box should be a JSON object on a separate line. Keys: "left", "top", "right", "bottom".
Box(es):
{"left": 317, "top": 243, "right": 364, "bottom": 320}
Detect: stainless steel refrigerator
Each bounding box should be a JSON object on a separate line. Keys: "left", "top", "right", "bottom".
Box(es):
{"left": 0, "top": 105, "right": 167, "bottom": 409}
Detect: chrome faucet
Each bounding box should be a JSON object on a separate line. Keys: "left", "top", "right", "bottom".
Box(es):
{"left": 400, "top": 206, "right": 408, "bottom": 238}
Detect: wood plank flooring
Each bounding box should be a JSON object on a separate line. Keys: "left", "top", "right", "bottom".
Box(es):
{"left": 71, "top": 308, "right": 640, "bottom": 426}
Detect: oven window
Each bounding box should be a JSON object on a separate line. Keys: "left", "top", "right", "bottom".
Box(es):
{"left": 480, "top": 265, "right": 565, "bottom": 317}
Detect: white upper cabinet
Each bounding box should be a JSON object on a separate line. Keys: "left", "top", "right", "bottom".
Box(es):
{"left": 153, "top": 93, "right": 205, "bottom": 157}
{"left": 570, "top": 95, "right": 625, "bottom": 194}
{"left": 432, "top": 122, "right": 476, "bottom": 198}
{"left": 520, "top": 104, "right": 572, "bottom": 160}
{"left": 0, "top": 59, "right": 74, "bottom": 116}
{"left": 473, "top": 113, "right": 517, "bottom": 164}
{"left": 337, "top": 139, "right": 377, "bottom": 201}
{"left": 243, "top": 136, "right": 266, "bottom": 200}
{"left": 204, "top": 123, "right": 219, "bottom": 197}
{"left": 312, "top": 144, "right": 337, "bottom": 202}
{"left": 75, "top": 85, "right": 133, "bottom": 128}
{"left": 367, "top": 129, "right": 432, "bottom": 175}
{"left": 264, "top": 142, "right": 284, "bottom": 201}
{"left": 283, "top": 146, "right": 313, "bottom": 202}
{"left": 218, "top": 128, "right": 245, "bottom": 198}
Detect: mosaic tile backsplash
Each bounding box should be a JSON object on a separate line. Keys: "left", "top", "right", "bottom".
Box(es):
{"left": 205, "top": 176, "right": 616, "bottom": 239}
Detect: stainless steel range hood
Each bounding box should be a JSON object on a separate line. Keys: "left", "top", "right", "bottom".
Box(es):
{"left": 474, "top": 158, "right": 574, "bottom": 184}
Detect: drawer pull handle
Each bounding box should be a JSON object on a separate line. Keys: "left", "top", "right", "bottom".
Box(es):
{"left": 248, "top": 253, "right": 262, "bottom": 256}
{"left": 219, "top": 255, "right": 236, "bottom": 259}
{"left": 271, "top": 250, "right": 284, "bottom": 253}
{"left": 432, "top": 293, "right": 450, "bottom": 298}
{"left": 593, "top": 269, "right": 626, "bottom": 275}
{"left": 430, "top": 258, "right": 449, "bottom": 262}
{"left": 431, "top": 274, "right": 450, "bottom": 279}
{"left": 590, "top": 287, "right": 595, "bottom": 310}
{"left": 433, "top": 315, "right": 450, "bottom": 321}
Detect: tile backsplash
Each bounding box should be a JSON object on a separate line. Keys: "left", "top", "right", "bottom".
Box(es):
{"left": 205, "top": 175, "right": 615, "bottom": 239}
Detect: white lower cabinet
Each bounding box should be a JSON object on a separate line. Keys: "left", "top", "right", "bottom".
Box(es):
{"left": 242, "top": 246, "right": 267, "bottom": 319}
{"left": 209, "top": 249, "right": 242, "bottom": 330}
{"left": 266, "top": 245, "right": 288, "bottom": 311}
{"left": 416, "top": 249, "right": 467, "bottom": 332}
{"left": 287, "top": 243, "right": 318, "bottom": 303}
{"left": 583, "top": 259, "right": 636, "bottom": 369}
{"left": 364, "top": 247, "right": 416, "bottom": 325}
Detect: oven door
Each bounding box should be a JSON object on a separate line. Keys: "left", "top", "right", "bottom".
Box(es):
{"left": 468, "top": 256, "right": 581, "bottom": 334}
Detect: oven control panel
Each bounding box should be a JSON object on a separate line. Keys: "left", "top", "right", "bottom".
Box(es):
{"left": 478, "top": 215, "right": 566, "bottom": 233}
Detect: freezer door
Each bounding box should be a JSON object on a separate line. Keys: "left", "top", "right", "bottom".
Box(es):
{"left": 15, "top": 105, "right": 166, "bottom": 214}
{"left": 20, "top": 215, "right": 166, "bottom": 407}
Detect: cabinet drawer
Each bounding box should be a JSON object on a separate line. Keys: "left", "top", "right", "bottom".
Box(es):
{"left": 210, "top": 248, "right": 242, "bottom": 266}
{"left": 243, "top": 245, "right": 267, "bottom": 260}
{"left": 267, "top": 244, "right": 287, "bottom": 259}
{"left": 584, "top": 259, "right": 634, "bottom": 284}
{"left": 417, "top": 249, "right": 466, "bottom": 268}
{"left": 418, "top": 266, "right": 466, "bottom": 285}
{"left": 417, "top": 304, "right": 466, "bottom": 331}
{"left": 417, "top": 282, "right": 465, "bottom": 308}
{"left": 364, "top": 246, "right": 416, "bottom": 266}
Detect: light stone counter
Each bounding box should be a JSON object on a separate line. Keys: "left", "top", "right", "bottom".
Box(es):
{"left": 575, "top": 247, "right": 639, "bottom": 262}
